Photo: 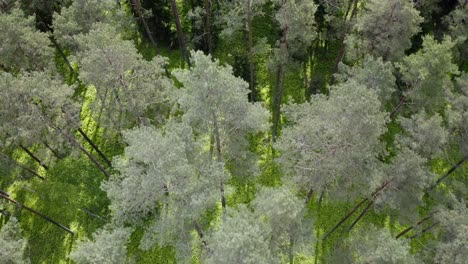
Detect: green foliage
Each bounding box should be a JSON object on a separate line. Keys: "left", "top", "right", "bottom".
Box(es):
{"left": 336, "top": 56, "right": 396, "bottom": 104}
{"left": 205, "top": 205, "right": 275, "bottom": 264}
{"left": 397, "top": 111, "right": 449, "bottom": 159}
{"left": 76, "top": 23, "right": 173, "bottom": 134}
{"left": 399, "top": 35, "right": 458, "bottom": 113}
{"left": 346, "top": 225, "right": 421, "bottom": 264}
{"left": 276, "top": 80, "right": 388, "bottom": 201}
{"left": 53, "top": 0, "right": 134, "bottom": 50}
{"left": 345, "top": 0, "right": 423, "bottom": 61}
{"left": 0, "top": 7, "right": 54, "bottom": 72}
{"left": 0, "top": 217, "right": 30, "bottom": 263}
{"left": 70, "top": 226, "right": 132, "bottom": 264}
{"left": 173, "top": 51, "right": 269, "bottom": 178}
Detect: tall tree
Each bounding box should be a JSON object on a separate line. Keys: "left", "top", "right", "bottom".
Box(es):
{"left": 173, "top": 51, "right": 269, "bottom": 212}
{"left": 76, "top": 23, "right": 173, "bottom": 135}
{"left": 398, "top": 36, "right": 458, "bottom": 114}
{"left": 103, "top": 121, "right": 222, "bottom": 262}
{"left": 0, "top": 217, "right": 30, "bottom": 264}
{"left": 205, "top": 205, "right": 276, "bottom": 264}
{"left": 219, "top": 0, "right": 267, "bottom": 101}
{"left": 0, "top": 7, "right": 54, "bottom": 72}
{"left": 275, "top": 80, "right": 388, "bottom": 202}
{"left": 345, "top": 0, "right": 423, "bottom": 61}
{"left": 52, "top": 0, "right": 133, "bottom": 51}
{"left": 69, "top": 226, "right": 132, "bottom": 264}
{"left": 270, "top": 0, "right": 317, "bottom": 141}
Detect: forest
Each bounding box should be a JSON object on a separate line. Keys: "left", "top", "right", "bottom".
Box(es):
{"left": 0, "top": 0, "right": 467, "bottom": 263}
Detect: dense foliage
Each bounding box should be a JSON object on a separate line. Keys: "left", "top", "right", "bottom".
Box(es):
{"left": 0, "top": 0, "right": 467, "bottom": 263}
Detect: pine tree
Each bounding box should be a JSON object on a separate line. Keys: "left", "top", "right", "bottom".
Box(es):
{"left": 205, "top": 205, "right": 276, "bottom": 264}
{"left": 0, "top": 217, "right": 30, "bottom": 264}
{"left": 335, "top": 56, "right": 396, "bottom": 104}
{"left": 103, "top": 121, "right": 222, "bottom": 262}
{"left": 0, "top": 7, "right": 54, "bottom": 72}
{"left": 275, "top": 80, "right": 388, "bottom": 201}
{"left": 345, "top": 0, "right": 423, "bottom": 61}
{"left": 69, "top": 226, "right": 132, "bottom": 264}
{"left": 173, "top": 51, "right": 269, "bottom": 180}
{"left": 345, "top": 225, "right": 422, "bottom": 264}
{"left": 76, "top": 23, "right": 173, "bottom": 135}
{"left": 398, "top": 36, "right": 458, "bottom": 114}
{"left": 52, "top": 0, "right": 133, "bottom": 51}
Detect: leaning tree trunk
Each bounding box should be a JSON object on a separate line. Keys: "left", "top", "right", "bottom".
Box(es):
{"left": 204, "top": 0, "right": 213, "bottom": 55}
{"left": 19, "top": 144, "right": 49, "bottom": 170}
{"left": 212, "top": 112, "right": 226, "bottom": 216}
{"left": 78, "top": 128, "right": 111, "bottom": 167}
{"left": 0, "top": 192, "right": 74, "bottom": 235}
{"left": 247, "top": 0, "right": 255, "bottom": 101}
{"left": 131, "top": 0, "right": 170, "bottom": 77}
{"left": 170, "top": 0, "right": 191, "bottom": 67}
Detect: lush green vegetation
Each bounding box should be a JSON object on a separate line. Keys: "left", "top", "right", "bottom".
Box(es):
{"left": 0, "top": 0, "right": 467, "bottom": 263}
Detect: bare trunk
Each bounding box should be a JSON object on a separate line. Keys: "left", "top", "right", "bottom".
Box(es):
{"left": 322, "top": 181, "right": 390, "bottom": 240}
{"left": 272, "top": 66, "right": 285, "bottom": 142}
{"left": 50, "top": 36, "right": 74, "bottom": 76}
{"left": 0, "top": 192, "right": 74, "bottom": 235}
{"left": 78, "top": 128, "right": 112, "bottom": 167}
{"left": 0, "top": 152, "right": 45, "bottom": 180}
{"left": 50, "top": 124, "right": 110, "bottom": 179}
{"left": 20, "top": 144, "right": 49, "bottom": 170}
{"left": 170, "top": 0, "right": 191, "bottom": 67}
{"left": 396, "top": 215, "right": 432, "bottom": 239}
{"left": 131, "top": 0, "right": 170, "bottom": 77}
{"left": 204, "top": 0, "right": 213, "bottom": 55}
{"left": 428, "top": 155, "right": 468, "bottom": 191}
{"left": 212, "top": 112, "right": 226, "bottom": 215}
{"left": 193, "top": 220, "right": 207, "bottom": 246}
{"left": 247, "top": 0, "right": 255, "bottom": 101}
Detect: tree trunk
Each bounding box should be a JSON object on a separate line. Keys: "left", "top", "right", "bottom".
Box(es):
{"left": 193, "top": 220, "right": 207, "bottom": 246}
{"left": 41, "top": 140, "right": 62, "bottom": 159}
{"left": 247, "top": 0, "right": 255, "bottom": 101}
{"left": 322, "top": 198, "right": 368, "bottom": 240}
{"left": 322, "top": 181, "right": 390, "bottom": 240}
{"left": 427, "top": 155, "right": 468, "bottom": 191}
{"left": 272, "top": 66, "right": 285, "bottom": 142}
{"left": 77, "top": 128, "right": 112, "bottom": 167}
{"left": 396, "top": 215, "right": 432, "bottom": 239}
{"left": 50, "top": 124, "right": 110, "bottom": 179}
{"left": 345, "top": 181, "right": 390, "bottom": 232}
{"left": 170, "top": 0, "right": 191, "bottom": 67}
{"left": 0, "top": 192, "right": 74, "bottom": 235}
{"left": 20, "top": 144, "right": 49, "bottom": 170}
{"left": 0, "top": 152, "right": 45, "bottom": 180}
{"left": 212, "top": 112, "right": 226, "bottom": 215}
{"left": 204, "top": 0, "right": 213, "bottom": 55}
{"left": 50, "top": 36, "right": 74, "bottom": 76}
{"left": 131, "top": 0, "right": 170, "bottom": 77}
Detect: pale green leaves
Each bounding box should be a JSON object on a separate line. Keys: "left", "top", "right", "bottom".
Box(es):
{"left": 376, "top": 148, "right": 435, "bottom": 223}
{"left": 76, "top": 23, "right": 173, "bottom": 133}
{"left": 0, "top": 218, "right": 30, "bottom": 264}
{"left": 0, "top": 8, "right": 54, "bottom": 72}
{"left": 69, "top": 226, "right": 132, "bottom": 264}
{"left": 205, "top": 205, "right": 276, "bottom": 264}
{"left": 397, "top": 111, "right": 449, "bottom": 159}
{"left": 399, "top": 36, "right": 458, "bottom": 113}
{"left": 336, "top": 56, "right": 396, "bottom": 104}
{"left": 173, "top": 51, "right": 269, "bottom": 177}
{"left": 346, "top": 0, "right": 423, "bottom": 61}
{"left": 274, "top": 0, "right": 317, "bottom": 60}
{"left": 53, "top": 0, "right": 133, "bottom": 50}
{"left": 347, "top": 225, "right": 421, "bottom": 264}
{"left": 276, "top": 81, "right": 388, "bottom": 200}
